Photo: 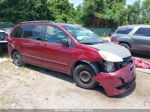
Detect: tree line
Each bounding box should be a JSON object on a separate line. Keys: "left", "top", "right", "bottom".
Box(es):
{"left": 0, "top": 0, "right": 149, "bottom": 28}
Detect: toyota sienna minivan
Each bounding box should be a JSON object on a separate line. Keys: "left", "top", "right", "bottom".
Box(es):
{"left": 7, "top": 21, "right": 136, "bottom": 96}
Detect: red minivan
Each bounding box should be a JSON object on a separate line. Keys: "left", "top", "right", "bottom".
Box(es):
{"left": 7, "top": 21, "right": 136, "bottom": 96}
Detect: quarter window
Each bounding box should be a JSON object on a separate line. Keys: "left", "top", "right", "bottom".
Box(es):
{"left": 22, "top": 24, "right": 46, "bottom": 40}
{"left": 116, "top": 27, "right": 133, "bottom": 34}
{"left": 45, "top": 25, "right": 68, "bottom": 44}
{"left": 134, "top": 28, "right": 150, "bottom": 37}
{"left": 11, "top": 26, "right": 23, "bottom": 38}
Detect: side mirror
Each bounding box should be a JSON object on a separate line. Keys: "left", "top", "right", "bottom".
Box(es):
{"left": 60, "top": 39, "right": 69, "bottom": 46}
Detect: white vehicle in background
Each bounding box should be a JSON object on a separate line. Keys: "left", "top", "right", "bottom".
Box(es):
{"left": 0, "top": 29, "right": 8, "bottom": 51}
{"left": 3, "top": 27, "right": 13, "bottom": 35}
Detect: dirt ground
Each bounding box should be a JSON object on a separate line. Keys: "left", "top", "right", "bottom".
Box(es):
{"left": 0, "top": 50, "right": 150, "bottom": 109}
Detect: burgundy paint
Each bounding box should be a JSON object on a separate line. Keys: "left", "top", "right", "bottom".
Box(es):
{"left": 93, "top": 63, "right": 136, "bottom": 96}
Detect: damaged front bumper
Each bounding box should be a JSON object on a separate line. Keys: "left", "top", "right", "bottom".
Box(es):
{"left": 93, "top": 63, "right": 136, "bottom": 96}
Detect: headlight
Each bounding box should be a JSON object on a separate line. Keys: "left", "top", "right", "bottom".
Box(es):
{"left": 104, "top": 62, "right": 116, "bottom": 73}
{"left": 98, "top": 51, "right": 123, "bottom": 62}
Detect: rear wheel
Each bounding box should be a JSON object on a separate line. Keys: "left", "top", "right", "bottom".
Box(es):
{"left": 12, "top": 51, "right": 24, "bottom": 67}
{"left": 73, "top": 64, "right": 97, "bottom": 89}
{"left": 120, "top": 43, "right": 131, "bottom": 50}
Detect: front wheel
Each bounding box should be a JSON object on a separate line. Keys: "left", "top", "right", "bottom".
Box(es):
{"left": 73, "top": 64, "right": 97, "bottom": 89}
{"left": 12, "top": 51, "right": 24, "bottom": 67}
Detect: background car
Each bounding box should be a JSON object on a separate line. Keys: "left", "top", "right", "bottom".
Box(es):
{"left": 0, "top": 30, "right": 8, "bottom": 51}
{"left": 3, "top": 27, "right": 13, "bottom": 35}
{"left": 111, "top": 25, "right": 150, "bottom": 54}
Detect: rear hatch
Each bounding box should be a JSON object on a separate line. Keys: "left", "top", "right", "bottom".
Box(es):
{"left": 0, "top": 30, "right": 8, "bottom": 43}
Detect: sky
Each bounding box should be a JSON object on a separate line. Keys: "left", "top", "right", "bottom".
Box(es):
{"left": 69, "top": 0, "right": 145, "bottom": 7}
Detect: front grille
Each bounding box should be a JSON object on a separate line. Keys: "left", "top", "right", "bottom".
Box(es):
{"left": 115, "top": 56, "right": 133, "bottom": 70}
{"left": 102, "top": 56, "right": 133, "bottom": 73}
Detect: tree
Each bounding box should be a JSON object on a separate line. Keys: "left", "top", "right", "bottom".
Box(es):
{"left": 142, "top": 0, "right": 150, "bottom": 24}
{"left": 74, "top": 5, "right": 83, "bottom": 24}
{"left": 0, "top": 0, "right": 76, "bottom": 24}
{"left": 47, "top": 0, "right": 76, "bottom": 23}
{"left": 127, "top": 1, "right": 142, "bottom": 24}
{"left": 78, "top": 0, "right": 106, "bottom": 26}
{"left": 103, "top": 0, "right": 127, "bottom": 27}
{"left": 78, "top": 0, "right": 127, "bottom": 27}
{"left": 0, "top": 0, "right": 150, "bottom": 27}
{"left": 0, "top": 0, "right": 52, "bottom": 23}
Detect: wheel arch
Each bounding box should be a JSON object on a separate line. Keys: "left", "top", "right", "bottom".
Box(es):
{"left": 119, "top": 41, "right": 131, "bottom": 48}
{"left": 117, "top": 36, "right": 133, "bottom": 48}
{"left": 71, "top": 60, "right": 101, "bottom": 76}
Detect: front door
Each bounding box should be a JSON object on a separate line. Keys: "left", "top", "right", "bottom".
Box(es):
{"left": 41, "top": 25, "right": 72, "bottom": 73}
{"left": 132, "top": 27, "right": 150, "bottom": 52}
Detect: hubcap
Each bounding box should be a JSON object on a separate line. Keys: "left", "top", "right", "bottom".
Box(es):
{"left": 79, "top": 71, "right": 92, "bottom": 83}
{"left": 14, "top": 54, "right": 21, "bottom": 65}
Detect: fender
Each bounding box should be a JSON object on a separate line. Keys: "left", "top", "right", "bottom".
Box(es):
{"left": 72, "top": 60, "right": 101, "bottom": 75}
{"left": 116, "top": 36, "right": 134, "bottom": 48}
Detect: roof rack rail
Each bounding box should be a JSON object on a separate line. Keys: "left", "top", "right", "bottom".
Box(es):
{"left": 20, "top": 20, "right": 55, "bottom": 24}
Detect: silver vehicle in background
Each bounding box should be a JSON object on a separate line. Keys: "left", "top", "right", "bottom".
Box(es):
{"left": 0, "top": 28, "right": 12, "bottom": 51}
{"left": 111, "top": 25, "right": 150, "bottom": 54}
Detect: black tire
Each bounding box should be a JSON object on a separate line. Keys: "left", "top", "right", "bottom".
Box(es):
{"left": 12, "top": 51, "right": 24, "bottom": 67}
{"left": 120, "top": 43, "right": 131, "bottom": 50}
{"left": 73, "top": 64, "right": 97, "bottom": 89}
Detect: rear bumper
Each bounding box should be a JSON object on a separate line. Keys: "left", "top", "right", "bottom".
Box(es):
{"left": 93, "top": 63, "right": 136, "bottom": 96}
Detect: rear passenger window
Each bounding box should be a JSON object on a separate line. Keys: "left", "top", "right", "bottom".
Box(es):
{"left": 116, "top": 28, "right": 133, "bottom": 34}
{"left": 134, "top": 28, "right": 150, "bottom": 37}
{"left": 11, "top": 26, "right": 23, "bottom": 38}
{"left": 22, "top": 24, "right": 46, "bottom": 40}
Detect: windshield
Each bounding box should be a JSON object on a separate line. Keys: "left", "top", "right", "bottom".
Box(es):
{"left": 63, "top": 25, "right": 104, "bottom": 45}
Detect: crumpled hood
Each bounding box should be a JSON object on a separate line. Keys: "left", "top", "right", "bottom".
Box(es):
{"left": 88, "top": 42, "right": 131, "bottom": 58}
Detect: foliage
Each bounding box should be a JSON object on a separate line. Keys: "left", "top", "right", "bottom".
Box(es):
{"left": 0, "top": 0, "right": 52, "bottom": 23}
{"left": 142, "top": 0, "right": 150, "bottom": 24}
{"left": 48, "top": 0, "right": 75, "bottom": 23}
{"left": 0, "top": 0, "right": 150, "bottom": 27}
{"left": 126, "top": 1, "right": 142, "bottom": 24}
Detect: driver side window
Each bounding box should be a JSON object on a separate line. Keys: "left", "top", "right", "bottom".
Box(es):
{"left": 45, "top": 25, "right": 68, "bottom": 44}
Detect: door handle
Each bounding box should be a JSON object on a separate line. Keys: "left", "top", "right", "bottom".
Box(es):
{"left": 43, "top": 43, "right": 47, "bottom": 48}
